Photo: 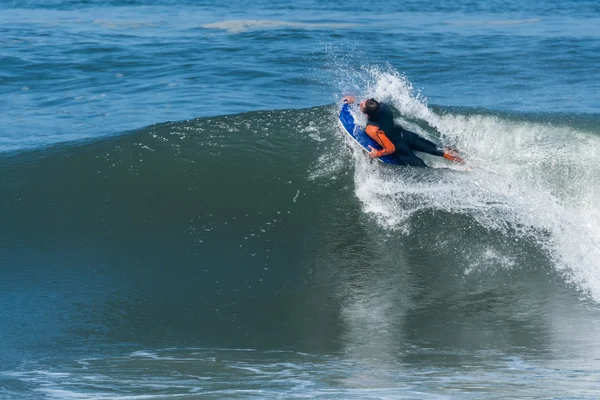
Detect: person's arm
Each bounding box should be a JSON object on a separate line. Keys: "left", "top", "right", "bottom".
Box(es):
{"left": 365, "top": 126, "right": 395, "bottom": 158}
{"left": 342, "top": 95, "right": 356, "bottom": 104}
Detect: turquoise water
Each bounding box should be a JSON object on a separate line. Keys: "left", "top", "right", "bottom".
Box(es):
{"left": 2, "top": 1, "right": 600, "bottom": 399}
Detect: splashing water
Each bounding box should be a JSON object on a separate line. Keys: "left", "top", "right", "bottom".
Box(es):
{"left": 338, "top": 67, "right": 600, "bottom": 302}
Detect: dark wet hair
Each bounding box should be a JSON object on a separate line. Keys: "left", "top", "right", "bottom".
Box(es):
{"left": 364, "top": 98, "right": 380, "bottom": 118}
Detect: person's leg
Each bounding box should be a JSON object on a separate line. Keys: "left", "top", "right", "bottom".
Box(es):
{"left": 400, "top": 129, "right": 444, "bottom": 157}
{"left": 394, "top": 153, "right": 429, "bottom": 167}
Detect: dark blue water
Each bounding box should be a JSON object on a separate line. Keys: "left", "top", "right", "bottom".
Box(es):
{"left": 2, "top": 0, "right": 600, "bottom": 398}
{"left": 2, "top": 0, "right": 600, "bottom": 152}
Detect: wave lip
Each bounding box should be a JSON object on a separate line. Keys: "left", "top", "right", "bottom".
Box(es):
{"left": 344, "top": 67, "right": 600, "bottom": 304}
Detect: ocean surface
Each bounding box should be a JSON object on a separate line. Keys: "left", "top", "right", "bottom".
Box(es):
{"left": 2, "top": 0, "right": 600, "bottom": 398}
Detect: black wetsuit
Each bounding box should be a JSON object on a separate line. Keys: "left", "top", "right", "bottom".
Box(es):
{"left": 367, "top": 103, "right": 443, "bottom": 167}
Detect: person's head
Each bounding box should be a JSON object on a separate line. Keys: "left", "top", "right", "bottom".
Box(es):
{"left": 360, "top": 98, "right": 380, "bottom": 118}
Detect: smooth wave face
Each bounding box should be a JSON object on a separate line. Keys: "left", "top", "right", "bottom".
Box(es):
{"left": 2, "top": 70, "right": 600, "bottom": 397}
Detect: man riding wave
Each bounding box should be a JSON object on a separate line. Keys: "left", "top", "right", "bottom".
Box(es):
{"left": 343, "top": 96, "right": 464, "bottom": 167}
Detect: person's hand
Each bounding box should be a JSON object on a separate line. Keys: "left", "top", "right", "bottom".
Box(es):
{"left": 443, "top": 149, "right": 465, "bottom": 164}
{"left": 342, "top": 96, "right": 356, "bottom": 104}
{"left": 368, "top": 146, "right": 381, "bottom": 158}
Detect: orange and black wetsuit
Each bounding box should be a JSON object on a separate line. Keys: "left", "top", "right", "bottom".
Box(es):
{"left": 366, "top": 103, "right": 446, "bottom": 167}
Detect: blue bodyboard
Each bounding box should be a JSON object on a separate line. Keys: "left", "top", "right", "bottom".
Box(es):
{"left": 338, "top": 103, "right": 400, "bottom": 165}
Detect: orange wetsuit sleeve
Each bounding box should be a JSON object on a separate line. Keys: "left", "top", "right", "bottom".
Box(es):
{"left": 365, "top": 125, "right": 396, "bottom": 157}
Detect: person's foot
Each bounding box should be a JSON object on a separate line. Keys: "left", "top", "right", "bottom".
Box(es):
{"left": 443, "top": 149, "right": 465, "bottom": 164}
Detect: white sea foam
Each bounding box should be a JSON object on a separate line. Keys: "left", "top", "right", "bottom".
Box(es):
{"left": 202, "top": 19, "right": 358, "bottom": 34}
{"left": 345, "top": 67, "right": 600, "bottom": 302}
